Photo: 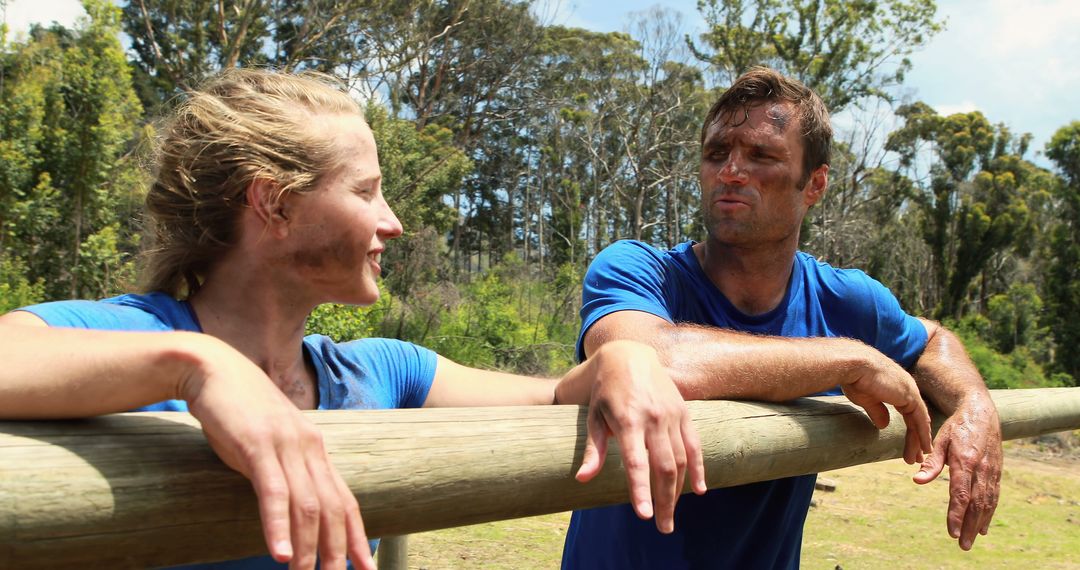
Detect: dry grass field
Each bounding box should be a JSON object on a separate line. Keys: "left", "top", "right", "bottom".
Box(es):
{"left": 387, "top": 436, "right": 1080, "bottom": 569}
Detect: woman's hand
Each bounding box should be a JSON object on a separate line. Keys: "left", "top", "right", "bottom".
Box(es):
{"left": 179, "top": 335, "right": 374, "bottom": 570}
{"left": 555, "top": 340, "right": 706, "bottom": 534}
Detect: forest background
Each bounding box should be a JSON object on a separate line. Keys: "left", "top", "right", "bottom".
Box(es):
{"left": 1, "top": 0, "right": 1079, "bottom": 389}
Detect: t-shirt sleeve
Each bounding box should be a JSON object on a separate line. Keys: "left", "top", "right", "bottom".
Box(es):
{"left": 16, "top": 300, "right": 163, "bottom": 331}
{"left": 829, "top": 271, "right": 928, "bottom": 369}
{"left": 870, "top": 285, "right": 928, "bottom": 369}
{"left": 342, "top": 338, "right": 438, "bottom": 409}
{"left": 578, "top": 240, "right": 674, "bottom": 361}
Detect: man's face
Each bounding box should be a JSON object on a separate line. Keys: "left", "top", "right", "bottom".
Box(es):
{"left": 699, "top": 101, "right": 826, "bottom": 248}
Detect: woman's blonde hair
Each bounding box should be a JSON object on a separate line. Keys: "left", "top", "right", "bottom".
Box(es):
{"left": 141, "top": 68, "right": 363, "bottom": 298}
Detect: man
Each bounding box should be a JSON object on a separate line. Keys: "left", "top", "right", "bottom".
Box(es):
{"left": 561, "top": 67, "right": 1002, "bottom": 569}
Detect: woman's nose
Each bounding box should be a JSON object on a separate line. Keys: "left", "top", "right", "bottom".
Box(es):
{"left": 379, "top": 198, "right": 404, "bottom": 239}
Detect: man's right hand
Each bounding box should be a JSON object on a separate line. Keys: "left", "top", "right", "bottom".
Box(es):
{"left": 179, "top": 335, "right": 374, "bottom": 570}
{"left": 840, "top": 349, "right": 933, "bottom": 464}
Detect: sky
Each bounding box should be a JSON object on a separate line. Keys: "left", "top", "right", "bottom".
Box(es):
{"left": 5, "top": 0, "right": 1079, "bottom": 167}
{"left": 553, "top": 0, "right": 1080, "bottom": 167}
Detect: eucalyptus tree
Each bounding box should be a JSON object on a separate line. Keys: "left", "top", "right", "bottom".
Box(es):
{"left": 122, "top": 0, "right": 379, "bottom": 113}
{"left": 1044, "top": 122, "right": 1080, "bottom": 384}
{"left": 887, "top": 104, "right": 1051, "bottom": 320}
{"left": 688, "top": 0, "right": 943, "bottom": 112}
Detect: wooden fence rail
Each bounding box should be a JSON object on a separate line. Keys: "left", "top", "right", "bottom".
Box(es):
{"left": 2, "top": 387, "right": 1079, "bottom": 568}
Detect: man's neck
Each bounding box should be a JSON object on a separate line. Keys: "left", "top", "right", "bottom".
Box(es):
{"left": 693, "top": 238, "right": 798, "bottom": 316}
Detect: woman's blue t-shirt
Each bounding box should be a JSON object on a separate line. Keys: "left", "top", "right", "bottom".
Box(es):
{"left": 18, "top": 292, "right": 438, "bottom": 569}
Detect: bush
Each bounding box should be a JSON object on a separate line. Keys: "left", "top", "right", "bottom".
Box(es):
{"left": 950, "top": 320, "right": 1071, "bottom": 389}
{"left": 0, "top": 255, "right": 45, "bottom": 313}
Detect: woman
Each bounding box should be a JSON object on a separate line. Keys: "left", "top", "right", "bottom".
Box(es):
{"left": 0, "top": 69, "right": 705, "bottom": 570}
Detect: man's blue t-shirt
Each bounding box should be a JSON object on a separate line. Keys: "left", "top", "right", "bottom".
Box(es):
{"left": 563, "top": 240, "right": 928, "bottom": 570}
{"left": 18, "top": 292, "right": 438, "bottom": 569}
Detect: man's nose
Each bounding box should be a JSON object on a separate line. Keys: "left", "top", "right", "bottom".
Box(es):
{"left": 719, "top": 152, "right": 748, "bottom": 184}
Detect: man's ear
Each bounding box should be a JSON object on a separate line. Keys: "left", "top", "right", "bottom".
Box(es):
{"left": 245, "top": 178, "right": 290, "bottom": 237}
{"left": 803, "top": 164, "right": 829, "bottom": 207}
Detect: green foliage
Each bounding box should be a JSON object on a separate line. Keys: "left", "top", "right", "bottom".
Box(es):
{"left": 984, "top": 283, "right": 1047, "bottom": 356}
{"left": 688, "top": 0, "right": 944, "bottom": 111}
{"left": 367, "top": 104, "right": 469, "bottom": 236}
{"left": 306, "top": 281, "right": 395, "bottom": 342}
{"left": 950, "top": 318, "right": 1069, "bottom": 389}
{"left": 415, "top": 255, "right": 579, "bottom": 375}
{"left": 887, "top": 104, "right": 1049, "bottom": 320}
{"left": 0, "top": 0, "right": 144, "bottom": 301}
{"left": 121, "top": 0, "right": 374, "bottom": 110}
{"left": 0, "top": 255, "right": 45, "bottom": 313}
{"left": 0, "top": 0, "right": 1073, "bottom": 389}
{"left": 1043, "top": 122, "right": 1080, "bottom": 383}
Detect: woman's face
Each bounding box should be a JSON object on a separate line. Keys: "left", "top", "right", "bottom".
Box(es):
{"left": 278, "top": 114, "right": 403, "bottom": 306}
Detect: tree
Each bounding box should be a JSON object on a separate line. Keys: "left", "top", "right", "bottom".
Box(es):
{"left": 122, "top": 0, "right": 376, "bottom": 110}
{"left": 1, "top": 0, "right": 144, "bottom": 300}
{"left": 886, "top": 104, "right": 1046, "bottom": 320}
{"left": 1044, "top": 122, "right": 1080, "bottom": 384}
{"left": 688, "top": 0, "right": 943, "bottom": 112}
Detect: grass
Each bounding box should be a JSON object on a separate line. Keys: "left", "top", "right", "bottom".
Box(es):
{"left": 385, "top": 441, "right": 1080, "bottom": 569}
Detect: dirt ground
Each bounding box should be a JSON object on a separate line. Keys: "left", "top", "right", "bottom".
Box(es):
{"left": 391, "top": 436, "right": 1080, "bottom": 569}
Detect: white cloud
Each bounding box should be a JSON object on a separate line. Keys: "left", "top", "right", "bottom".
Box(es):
{"left": 933, "top": 100, "right": 981, "bottom": 117}
{"left": 3, "top": 0, "right": 86, "bottom": 39}
{"left": 984, "top": 0, "right": 1080, "bottom": 54}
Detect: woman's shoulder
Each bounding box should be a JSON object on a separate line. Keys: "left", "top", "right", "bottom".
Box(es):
{"left": 304, "top": 335, "right": 436, "bottom": 372}
{"left": 14, "top": 292, "right": 198, "bottom": 332}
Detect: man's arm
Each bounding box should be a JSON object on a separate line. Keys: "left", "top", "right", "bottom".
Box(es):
{"left": 584, "top": 310, "right": 933, "bottom": 463}
{"left": 911, "top": 317, "right": 1002, "bottom": 551}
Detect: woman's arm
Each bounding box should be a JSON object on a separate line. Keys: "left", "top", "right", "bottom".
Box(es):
{"left": 0, "top": 312, "right": 374, "bottom": 570}
{"left": 423, "top": 340, "right": 705, "bottom": 534}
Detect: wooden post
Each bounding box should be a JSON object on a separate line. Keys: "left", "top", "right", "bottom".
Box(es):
{"left": 1, "top": 388, "right": 1078, "bottom": 568}
{"left": 376, "top": 535, "right": 408, "bottom": 570}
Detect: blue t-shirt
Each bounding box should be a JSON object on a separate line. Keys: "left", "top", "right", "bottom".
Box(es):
{"left": 562, "top": 240, "right": 928, "bottom": 570}
{"left": 19, "top": 292, "right": 438, "bottom": 569}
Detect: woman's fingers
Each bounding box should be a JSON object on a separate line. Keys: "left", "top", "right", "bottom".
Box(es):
{"left": 304, "top": 431, "right": 348, "bottom": 570}
{"left": 333, "top": 469, "right": 375, "bottom": 570}
{"left": 281, "top": 442, "right": 320, "bottom": 570}
{"left": 248, "top": 449, "right": 294, "bottom": 563}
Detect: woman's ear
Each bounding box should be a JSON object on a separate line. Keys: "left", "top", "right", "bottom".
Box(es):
{"left": 245, "top": 178, "right": 290, "bottom": 237}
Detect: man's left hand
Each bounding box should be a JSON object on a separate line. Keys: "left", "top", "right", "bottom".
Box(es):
{"left": 912, "top": 396, "right": 1002, "bottom": 550}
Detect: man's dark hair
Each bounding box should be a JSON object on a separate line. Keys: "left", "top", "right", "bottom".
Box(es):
{"left": 701, "top": 67, "right": 832, "bottom": 184}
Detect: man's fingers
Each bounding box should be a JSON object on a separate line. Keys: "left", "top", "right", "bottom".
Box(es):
{"left": 617, "top": 426, "right": 653, "bottom": 522}
{"left": 979, "top": 495, "right": 998, "bottom": 536}
{"left": 682, "top": 414, "right": 707, "bottom": 495}
{"left": 903, "top": 426, "right": 918, "bottom": 464}
{"left": 646, "top": 428, "right": 678, "bottom": 534}
{"left": 249, "top": 452, "right": 294, "bottom": 563}
{"left": 670, "top": 424, "right": 688, "bottom": 501}
{"left": 945, "top": 458, "right": 973, "bottom": 542}
{"left": 914, "top": 437, "right": 948, "bottom": 485}
{"left": 576, "top": 410, "right": 610, "bottom": 483}
{"left": 863, "top": 401, "right": 891, "bottom": 429}
{"left": 901, "top": 407, "right": 932, "bottom": 464}
{"left": 958, "top": 468, "right": 986, "bottom": 550}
